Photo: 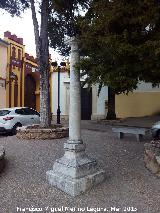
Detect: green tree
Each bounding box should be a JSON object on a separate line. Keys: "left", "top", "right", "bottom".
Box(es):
{"left": 0, "top": 0, "right": 29, "bottom": 15}
{"left": 2, "top": 0, "right": 52, "bottom": 127}
{"left": 48, "top": 0, "right": 90, "bottom": 55}
{"left": 31, "top": 0, "right": 90, "bottom": 127}
{"left": 78, "top": 0, "right": 160, "bottom": 119}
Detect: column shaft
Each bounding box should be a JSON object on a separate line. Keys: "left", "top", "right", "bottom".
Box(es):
{"left": 69, "top": 39, "right": 81, "bottom": 141}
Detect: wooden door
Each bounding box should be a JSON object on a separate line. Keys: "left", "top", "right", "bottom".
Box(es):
{"left": 14, "top": 82, "right": 18, "bottom": 107}
{"left": 81, "top": 87, "right": 92, "bottom": 120}
{"left": 24, "top": 75, "right": 36, "bottom": 109}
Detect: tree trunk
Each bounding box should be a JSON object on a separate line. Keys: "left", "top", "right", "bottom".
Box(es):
{"left": 30, "top": 0, "right": 40, "bottom": 60}
{"left": 30, "top": 0, "right": 51, "bottom": 127}
{"left": 106, "top": 86, "right": 116, "bottom": 120}
{"left": 39, "top": 0, "right": 51, "bottom": 127}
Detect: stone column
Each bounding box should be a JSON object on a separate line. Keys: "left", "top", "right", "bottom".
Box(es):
{"left": 91, "top": 84, "right": 98, "bottom": 120}
{"left": 46, "top": 37, "right": 106, "bottom": 196}
{"left": 69, "top": 37, "right": 81, "bottom": 141}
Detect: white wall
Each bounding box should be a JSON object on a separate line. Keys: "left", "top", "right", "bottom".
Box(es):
{"left": 135, "top": 81, "right": 160, "bottom": 92}
{"left": 97, "top": 85, "right": 108, "bottom": 115}
{"left": 51, "top": 71, "right": 70, "bottom": 118}
{"left": 91, "top": 84, "right": 108, "bottom": 120}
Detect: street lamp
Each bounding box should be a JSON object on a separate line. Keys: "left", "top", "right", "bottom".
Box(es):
{"left": 51, "top": 61, "right": 66, "bottom": 124}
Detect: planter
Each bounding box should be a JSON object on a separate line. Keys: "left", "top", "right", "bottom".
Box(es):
{"left": 144, "top": 141, "right": 160, "bottom": 177}
{"left": 16, "top": 124, "right": 69, "bottom": 140}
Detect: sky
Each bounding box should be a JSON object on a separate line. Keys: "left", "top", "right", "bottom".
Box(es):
{"left": 0, "top": 8, "right": 61, "bottom": 61}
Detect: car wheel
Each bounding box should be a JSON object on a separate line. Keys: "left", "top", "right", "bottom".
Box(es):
{"left": 12, "top": 123, "right": 22, "bottom": 135}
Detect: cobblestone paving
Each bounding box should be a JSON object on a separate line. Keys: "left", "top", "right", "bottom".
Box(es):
{"left": 0, "top": 123, "right": 160, "bottom": 213}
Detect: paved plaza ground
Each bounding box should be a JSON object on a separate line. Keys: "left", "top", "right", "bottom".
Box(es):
{"left": 0, "top": 120, "right": 160, "bottom": 213}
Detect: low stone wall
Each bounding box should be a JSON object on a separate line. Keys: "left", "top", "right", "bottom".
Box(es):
{"left": 16, "top": 125, "right": 69, "bottom": 140}
{"left": 0, "top": 146, "right": 5, "bottom": 172}
{"left": 144, "top": 141, "right": 160, "bottom": 177}
{"left": 52, "top": 114, "right": 69, "bottom": 122}
{"left": 91, "top": 114, "right": 106, "bottom": 121}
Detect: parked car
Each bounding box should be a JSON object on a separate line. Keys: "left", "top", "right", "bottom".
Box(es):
{"left": 0, "top": 107, "right": 40, "bottom": 135}
{"left": 151, "top": 121, "right": 160, "bottom": 139}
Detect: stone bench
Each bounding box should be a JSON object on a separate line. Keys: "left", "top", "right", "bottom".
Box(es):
{"left": 112, "top": 126, "right": 151, "bottom": 141}
{"left": 0, "top": 146, "right": 5, "bottom": 172}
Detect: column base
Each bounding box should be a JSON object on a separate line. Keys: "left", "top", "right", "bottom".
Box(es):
{"left": 46, "top": 142, "right": 106, "bottom": 196}
{"left": 46, "top": 168, "right": 105, "bottom": 197}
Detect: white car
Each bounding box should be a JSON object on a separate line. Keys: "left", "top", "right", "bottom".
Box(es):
{"left": 0, "top": 107, "right": 40, "bottom": 135}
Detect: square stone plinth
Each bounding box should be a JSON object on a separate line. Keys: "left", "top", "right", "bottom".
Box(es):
{"left": 46, "top": 152, "right": 106, "bottom": 196}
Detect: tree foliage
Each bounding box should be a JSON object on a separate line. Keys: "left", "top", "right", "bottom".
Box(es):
{"left": 48, "top": 0, "right": 91, "bottom": 56}
{"left": 0, "top": 0, "right": 29, "bottom": 15}
{"left": 79, "top": 0, "right": 160, "bottom": 94}
{"left": 2, "top": 0, "right": 51, "bottom": 127}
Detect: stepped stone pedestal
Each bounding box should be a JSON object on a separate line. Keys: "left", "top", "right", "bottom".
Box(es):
{"left": 46, "top": 141, "right": 105, "bottom": 196}
{"left": 46, "top": 37, "right": 106, "bottom": 196}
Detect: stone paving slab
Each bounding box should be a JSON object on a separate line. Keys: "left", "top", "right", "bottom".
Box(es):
{"left": 0, "top": 127, "right": 160, "bottom": 213}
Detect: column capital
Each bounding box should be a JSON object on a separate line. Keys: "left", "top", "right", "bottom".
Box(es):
{"left": 65, "top": 36, "right": 79, "bottom": 50}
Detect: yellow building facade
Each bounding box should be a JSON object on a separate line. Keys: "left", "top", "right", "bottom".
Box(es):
{"left": 92, "top": 83, "right": 160, "bottom": 120}
{"left": 115, "top": 84, "right": 160, "bottom": 118}
{"left": 4, "top": 31, "right": 41, "bottom": 111}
